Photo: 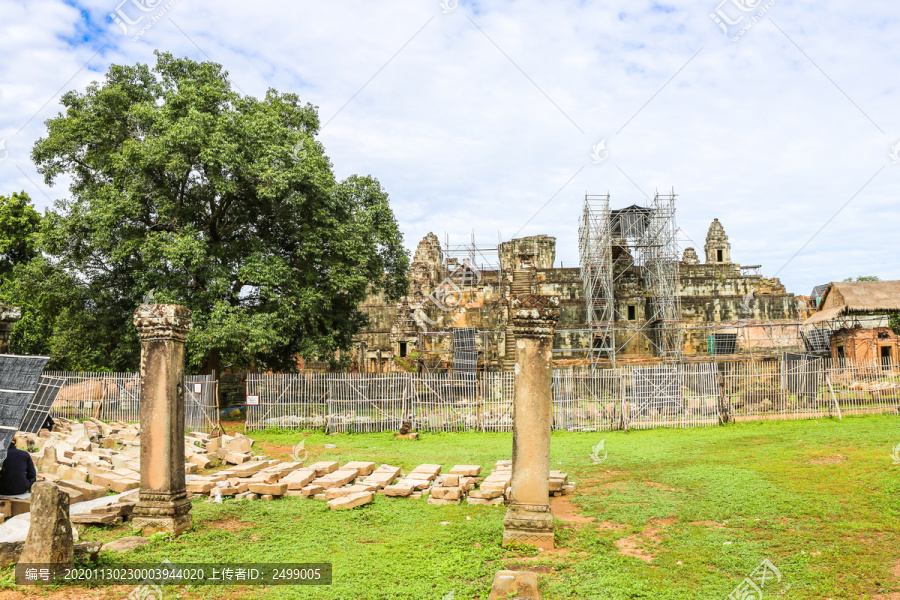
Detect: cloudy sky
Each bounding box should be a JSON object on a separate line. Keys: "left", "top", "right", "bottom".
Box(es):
{"left": 1, "top": 0, "right": 898, "bottom": 295}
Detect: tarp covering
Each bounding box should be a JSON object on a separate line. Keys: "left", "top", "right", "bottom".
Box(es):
{"left": 0, "top": 355, "right": 50, "bottom": 463}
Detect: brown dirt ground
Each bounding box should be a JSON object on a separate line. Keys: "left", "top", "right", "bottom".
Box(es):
{"left": 614, "top": 517, "right": 677, "bottom": 563}
{"left": 204, "top": 517, "right": 255, "bottom": 532}
{"left": 643, "top": 481, "right": 683, "bottom": 492}
{"left": 688, "top": 520, "right": 724, "bottom": 529}
{"left": 808, "top": 454, "right": 847, "bottom": 465}
{"left": 550, "top": 495, "right": 594, "bottom": 524}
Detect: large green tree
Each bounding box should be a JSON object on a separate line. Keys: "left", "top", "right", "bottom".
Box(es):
{"left": 30, "top": 51, "right": 408, "bottom": 373}
{"left": 0, "top": 191, "right": 41, "bottom": 279}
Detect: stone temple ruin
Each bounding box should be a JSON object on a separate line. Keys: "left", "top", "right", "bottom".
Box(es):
{"left": 355, "top": 191, "right": 802, "bottom": 373}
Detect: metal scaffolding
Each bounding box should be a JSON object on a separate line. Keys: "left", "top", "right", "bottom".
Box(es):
{"left": 579, "top": 194, "right": 615, "bottom": 369}
{"left": 578, "top": 191, "right": 683, "bottom": 369}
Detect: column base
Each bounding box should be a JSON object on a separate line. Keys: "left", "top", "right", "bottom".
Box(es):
{"left": 502, "top": 502, "right": 554, "bottom": 550}
{"left": 132, "top": 493, "right": 193, "bottom": 536}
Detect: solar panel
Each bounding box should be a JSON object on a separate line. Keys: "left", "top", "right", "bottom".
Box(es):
{"left": 18, "top": 375, "right": 65, "bottom": 434}
{"left": 0, "top": 355, "right": 50, "bottom": 464}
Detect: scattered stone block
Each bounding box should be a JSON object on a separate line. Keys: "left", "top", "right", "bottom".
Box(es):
{"left": 247, "top": 483, "right": 287, "bottom": 496}
{"left": 467, "top": 497, "right": 505, "bottom": 506}
{"left": 469, "top": 488, "right": 504, "bottom": 500}
{"left": 449, "top": 465, "right": 481, "bottom": 477}
{"left": 301, "top": 485, "right": 324, "bottom": 497}
{"left": 408, "top": 464, "right": 441, "bottom": 479}
{"left": 342, "top": 461, "right": 376, "bottom": 476}
{"left": 308, "top": 461, "right": 339, "bottom": 476}
{"left": 440, "top": 474, "right": 460, "bottom": 487}
{"left": 384, "top": 482, "right": 415, "bottom": 497}
{"left": 404, "top": 479, "right": 432, "bottom": 491}
{"left": 224, "top": 451, "right": 251, "bottom": 465}
{"left": 189, "top": 454, "right": 213, "bottom": 469}
{"left": 430, "top": 487, "right": 462, "bottom": 500}
{"left": 327, "top": 491, "right": 374, "bottom": 510}
{"left": 282, "top": 469, "right": 317, "bottom": 490}
{"left": 57, "top": 480, "right": 107, "bottom": 502}
{"left": 260, "top": 494, "right": 275, "bottom": 501}
{"left": 426, "top": 498, "right": 460, "bottom": 505}
{"left": 91, "top": 472, "right": 139, "bottom": 494}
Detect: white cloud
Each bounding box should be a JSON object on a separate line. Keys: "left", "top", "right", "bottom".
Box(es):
{"left": 0, "top": 0, "right": 898, "bottom": 294}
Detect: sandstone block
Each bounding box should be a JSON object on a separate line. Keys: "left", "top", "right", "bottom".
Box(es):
{"left": 408, "top": 464, "right": 441, "bottom": 478}
{"left": 57, "top": 479, "right": 107, "bottom": 501}
{"left": 342, "top": 461, "right": 376, "bottom": 476}
{"left": 224, "top": 451, "right": 251, "bottom": 465}
{"left": 327, "top": 491, "right": 374, "bottom": 510}
{"left": 301, "top": 485, "right": 323, "bottom": 497}
{"left": 449, "top": 465, "right": 481, "bottom": 477}
{"left": 56, "top": 465, "right": 88, "bottom": 482}
{"left": 468, "top": 488, "right": 503, "bottom": 499}
{"left": 441, "top": 474, "right": 460, "bottom": 487}
{"left": 384, "top": 482, "right": 415, "bottom": 497}
{"left": 308, "top": 461, "right": 339, "bottom": 476}
{"left": 188, "top": 454, "right": 212, "bottom": 469}
{"left": 247, "top": 483, "right": 287, "bottom": 496}
{"left": 324, "top": 485, "right": 369, "bottom": 500}
{"left": 186, "top": 481, "right": 215, "bottom": 494}
{"left": 91, "top": 472, "right": 139, "bottom": 494}
{"left": 426, "top": 498, "right": 460, "bottom": 505}
{"left": 225, "top": 436, "right": 253, "bottom": 454}
{"left": 282, "top": 469, "right": 317, "bottom": 490}
{"left": 429, "top": 487, "right": 462, "bottom": 500}
{"left": 467, "top": 496, "right": 505, "bottom": 506}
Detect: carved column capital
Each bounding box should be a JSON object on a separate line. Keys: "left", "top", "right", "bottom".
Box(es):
{"left": 133, "top": 304, "right": 192, "bottom": 342}
{"left": 508, "top": 295, "right": 560, "bottom": 339}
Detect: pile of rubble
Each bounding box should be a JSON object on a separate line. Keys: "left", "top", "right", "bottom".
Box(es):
{"left": 186, "top": 457, "right": 576, "bottom": 510}
{"left": 12, "top": 420, "right": 576, "bottom": 518}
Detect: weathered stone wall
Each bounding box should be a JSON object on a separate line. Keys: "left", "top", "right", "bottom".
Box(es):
{"left": 353, "top": 230, "right": 802, "bottom": 369}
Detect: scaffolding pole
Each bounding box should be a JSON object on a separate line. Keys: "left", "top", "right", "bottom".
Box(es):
{"left": 579, "top": 194, "right": 616, "bottom": 370}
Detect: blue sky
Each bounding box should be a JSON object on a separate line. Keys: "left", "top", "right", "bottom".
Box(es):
{"left": 1, "top": 0, "right": 899, "bottom": 296}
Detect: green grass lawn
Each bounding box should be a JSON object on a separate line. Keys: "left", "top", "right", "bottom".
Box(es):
{"left": 6, "top": 415, "right": 900, "bottom": 599}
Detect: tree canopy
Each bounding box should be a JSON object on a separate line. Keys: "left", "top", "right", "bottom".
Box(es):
{"left": 19, "top": 51, "right": 408, "bottom": 372}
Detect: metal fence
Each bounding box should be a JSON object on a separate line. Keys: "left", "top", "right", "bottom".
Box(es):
{"left": 42, "top": 371, "right": 219, "bottom": 433}
{"left": 246, "top": 356, "right": 900, "bottom": 432}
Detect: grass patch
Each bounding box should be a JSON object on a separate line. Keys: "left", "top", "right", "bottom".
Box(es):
{"left": 6, "top": 415, "right": 900, "bottom": 599}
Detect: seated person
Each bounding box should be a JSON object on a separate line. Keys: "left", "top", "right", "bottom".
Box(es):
{"left": 0, "top": 442, "right": 37, "bottom": 496}
{"left": 41, "top": 415, "right": 55, "bottom": 432}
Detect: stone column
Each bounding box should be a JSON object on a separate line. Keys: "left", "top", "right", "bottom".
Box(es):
{"left": 0, "top": 306, "right": 21, "bottom": 354}
{"left": 502, "top": 294, "right": 559, "bottom": 550}
{"left": 132, "top": 304, "right": 193, "bottom": 536}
